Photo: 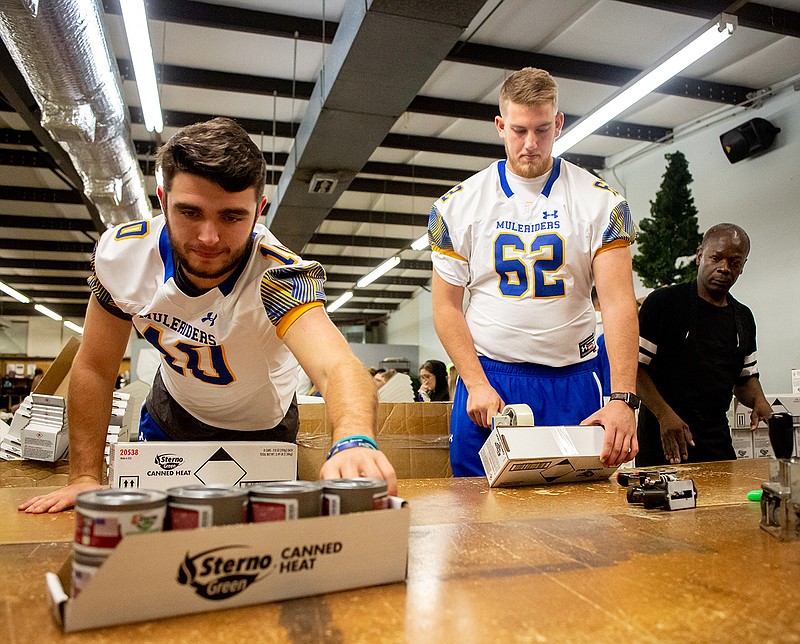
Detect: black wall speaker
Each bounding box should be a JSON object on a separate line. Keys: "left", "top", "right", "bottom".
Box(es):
{"left": 720, "top": 117, "right": 780, "bottom": 164}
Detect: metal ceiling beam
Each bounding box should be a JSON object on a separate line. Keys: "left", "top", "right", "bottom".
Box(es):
{"left": 0, "top": 185, "right": 84, "bottom": 204}
{"left": 446, "top": 43, "right": 755, "bottom": 104}
{"left": 0, "top": 214, "right": 96, "bottom": 232}
{"left": 326, "top": 209, "right": 429, "bottom": 228}
{"left": 310, "top": 233, "right": 415, "bottom": 250}
{"left": 0, "top": 258, "right": 89, "bottom": 271}
{"left": 325, "top": 273, "right": 429, "bottom": 287}
{"left": 0, "top": 238, "right": 94, "bottom": 254}
{"left": 615, "top": 1, "right": 800, "bottom": 39}
{"left": 326, "top": 287, "right": 414, "bottom": 299}
{"left": 103, "top": 0, "right": 336, "bottom": 43}
{"left": 0, "top": 301, "right": 87, "bottom": 318}
{"left": 0, "top": 275, "right": 90, "bottom": 287}
{"left": 308, "top": 255, "right": 431, "bottom": 271}
{"left": 264, "top": 0, "right": 488, "bottom": 252}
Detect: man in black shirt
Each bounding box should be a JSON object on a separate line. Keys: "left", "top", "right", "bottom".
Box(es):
{"left": 636, "top": 223, "right": 772, "bottom": 465}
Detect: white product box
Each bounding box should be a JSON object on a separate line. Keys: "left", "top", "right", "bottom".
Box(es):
{"left": 753, "top": 427, "right": 775, "bottom": 459}
{"left": 47, "top": 499, "right": 409, "bottom": 633}
{"left": 792, "top": 370, "right": 799, "bottom": 394}
{"left": 479, "top": 425, "right": 618, "bottom": 488}
{"left": 21, "top": 421, "right": 69, "bottom": 461}
{"left": 109, "top": 441, "right": 297, "bottom": 490}
{"left": 730, "top": 428, "right": 754, "bottom": 459}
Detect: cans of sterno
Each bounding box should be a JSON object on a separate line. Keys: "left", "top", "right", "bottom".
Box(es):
{"left": 322, "top": 478, "right": 389, "bottom": 515}
{"left": 248, "top": 480, "right": 323, "bottom": 521}
{"left": 74, "top": 489, "right": 168, "bottom": 555}
{"left": 71, "top": 549, "right": 107, "bottom": 599}
{"left": 167, "top": 485, "right": 249, "bottom": 530}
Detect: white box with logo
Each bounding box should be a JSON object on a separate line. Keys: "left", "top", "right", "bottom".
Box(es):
{"left": 46, "top": 499, "right": 409, "bottom": 632}
{"left": 730, "top": 428, "right": 754, "bottom": 459}
{"left": 109, "top": 441, "right": 297, "bottom": 490}
{"left": 479, "top": 425, "right": 617, "bottom": 487}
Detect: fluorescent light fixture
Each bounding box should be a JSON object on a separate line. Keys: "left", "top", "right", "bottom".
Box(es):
{"left": 0, "top": 281, "right": 30, "bottom": 304}
{"left": 411, "top": 234, "right": 429, "bottom": 251}
{"left": 357, "top": 256, "right": 401, "bottom": 288}
{"left": 34, "top": 304, "right": 62, "bottom": 321}
{"left": 64, "top": 320, "right": 84, "bottom": 334}
{"left": 327, "top": 290, "right": 354, "bottom": 313}
{"left": 121, "top": 0, "right": 163, "bottom": 133}
{"left": 553, "top": 14, "right": 736, "bottom": 157}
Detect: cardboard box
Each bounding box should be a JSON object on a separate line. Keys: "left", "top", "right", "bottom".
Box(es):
{"left": 109, "top": 441, "right": 297, "bottom": 490}
{"left": 298, "top": 402, "right": 451, "bottom": 480}
{"left": 731, "top": 428, "right": 754, "bottom": 459}
{"left": 34, "top": 336, "right": 81, "bottom": 398}
{"left": 479, "top": 425, "right": 618, "bottom": 488}
{"left": 47, "top": 499, "right": 409, "bottom": 633}
{"left": 753, "top": 427, "right": 775, "bottom": 459}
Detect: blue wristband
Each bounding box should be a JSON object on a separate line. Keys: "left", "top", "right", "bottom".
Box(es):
{"left": 326, "top": 435, "right": 379, "bottom": 460}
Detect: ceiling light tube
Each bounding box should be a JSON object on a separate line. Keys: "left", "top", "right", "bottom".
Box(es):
{"left": 411, "top": 234, "right": 429, "bottom": 251}
{"left": 121, "top": 0, "right": 163, "bottom": 133}
{"left": 327, "top": 290, "right": 354, "bottom": 313}
{"left": 357, "top": 256, "right": 401, "bottom": 288}
{"left": 34, "top": 304, "right": 63, "bottom": 321}
{"left": 63, "top": 320, "right": 84, "bottom": 334}
{"left": 553, "top": 14, "right": 736, "bottom": 157}
{"left": 0, "top": 281, "right": 31, "bottom": 304}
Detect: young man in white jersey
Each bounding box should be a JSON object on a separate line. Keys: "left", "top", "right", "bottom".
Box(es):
{"left": 430, "top": 67, "right": 640, "bottom": 476}
{"left": 21, "top": 117, "right": 396, "bottom": 513}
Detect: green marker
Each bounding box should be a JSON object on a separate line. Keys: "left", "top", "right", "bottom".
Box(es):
{"left": 747, "top": 490, "right": 762, "bottom": 502}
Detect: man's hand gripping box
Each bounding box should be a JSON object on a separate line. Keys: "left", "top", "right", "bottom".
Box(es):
{"left": 479, "top": 424, "right": 618, "bottom": 487}
{"left": 109, "top": 441, "right": 297, "bottom": 490}
{"left": 46, "top": 499, "right": 410, "bottom": 632}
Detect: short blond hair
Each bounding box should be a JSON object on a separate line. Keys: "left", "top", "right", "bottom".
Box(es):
{"left": 499, "top": 67, "right": 558, "bottom": 114}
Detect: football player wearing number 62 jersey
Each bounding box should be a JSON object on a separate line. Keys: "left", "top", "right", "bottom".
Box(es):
{"left": 20, "top": 117, "right": 397, "bottom": 514}
{"left": 430, "top": 67, "right": 640, "bottom": 476}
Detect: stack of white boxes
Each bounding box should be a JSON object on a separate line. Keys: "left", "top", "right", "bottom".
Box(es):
{"left": 21, "top": 393, "right": 69, "bottom": 461}
{"left": 104, "top": 391, "right": 133, "bottom": 480}
{"left": 731, "top": 394, "right": 800, "bottom": 459}
{"left": 0, "top": 395, "right": 29, "bottom": 459}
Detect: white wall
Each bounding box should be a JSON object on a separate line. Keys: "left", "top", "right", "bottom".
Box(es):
{"left": 387, "top": 287, "right": 449, "bottom": 367}
{"left": 605, "top": 87, "right": 800, "bottom": 393}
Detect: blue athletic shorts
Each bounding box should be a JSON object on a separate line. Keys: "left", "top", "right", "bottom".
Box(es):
{"left": 449, "top": 356, "right": 604, "bottom": 477}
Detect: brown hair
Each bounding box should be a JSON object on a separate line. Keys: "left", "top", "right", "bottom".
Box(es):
{"left": 499, "top": 67, "right": 558, "bottom": 115}
{"left": 156, "top": 117, "right": 266, "bottom": 195}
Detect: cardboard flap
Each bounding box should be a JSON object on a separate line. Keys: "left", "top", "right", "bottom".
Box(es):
{"left": 45, "top": 571, "right": 68, "bottom": 627}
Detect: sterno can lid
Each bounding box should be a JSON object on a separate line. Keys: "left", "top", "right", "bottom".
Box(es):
{"left": 76, "top": 488, "right": 168, "bottom": 511}
{"left": 322, "top": 478, "right": 387, "bottom": 492}
{"left": 167, "top": 485, "right": 248, "bottom": 500}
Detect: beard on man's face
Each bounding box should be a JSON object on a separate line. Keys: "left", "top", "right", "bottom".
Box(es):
{"left": 165, "top": 216, "right": 253, "bottom": 282}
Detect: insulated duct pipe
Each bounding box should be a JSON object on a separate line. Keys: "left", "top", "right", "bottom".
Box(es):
{"left": 0, "top": 0, "right": 151, "bottom": 226}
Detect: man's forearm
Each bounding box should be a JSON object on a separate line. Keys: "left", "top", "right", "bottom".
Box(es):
{"left": 602, "top": 304, "right": 638, "bottom": 393}
{"left": 67, "top": 364, "right": 118, "bottom": 483}
{"left": 733, "top": 376, "right": 769, "bottom": 410}
{"left": 636, "top": 366, "right": 677, "bottom": 421}
{"left": 434, "top": 305, "right": 488, "bottom": 392}
{"left": 324, "top": 356, "right": 378, "bottom": 443}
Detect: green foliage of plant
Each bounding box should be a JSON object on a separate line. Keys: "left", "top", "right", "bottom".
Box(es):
{"left": 632, "top": 151, "right": 702, "bottom": 288}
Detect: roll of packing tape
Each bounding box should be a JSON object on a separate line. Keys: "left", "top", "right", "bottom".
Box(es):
{"left": 501, "top": 404, "right": 535, "bottom": 427}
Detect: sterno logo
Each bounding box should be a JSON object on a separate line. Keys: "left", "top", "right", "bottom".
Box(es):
{"left": 154, "top": 453, "right": 184, "bottom": 470}
{"left": 177, "top": 545, "right": 272, "bottom": 600}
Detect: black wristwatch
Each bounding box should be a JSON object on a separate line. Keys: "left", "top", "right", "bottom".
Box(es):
{"left": 609, "top": 391, "right": 641, "bottom": 410}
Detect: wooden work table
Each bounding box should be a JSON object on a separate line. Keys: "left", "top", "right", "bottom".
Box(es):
{"left": 1, "top": 459, "right": 798, "bottom": 643}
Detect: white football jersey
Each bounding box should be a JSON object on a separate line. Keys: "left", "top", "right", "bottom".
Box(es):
{"left": 430, "top": 158, "right": 635, "bottom": 367}
{"left": 90, "top": 215, "right": 326, "bottom": 430}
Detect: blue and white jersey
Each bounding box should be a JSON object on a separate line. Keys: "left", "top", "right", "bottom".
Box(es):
{"left": 90, "top": 215, "right": 326, "bottom": 430}
{"left": 429, "top": 158, "right": 636, "bottom": 367}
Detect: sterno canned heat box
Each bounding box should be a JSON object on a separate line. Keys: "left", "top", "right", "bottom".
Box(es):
{"left": 46, "top": 499, "right": 409, "bottom": 632}
{"left": 109, "top": 441, "right": 297, "bottom": 490}
{"left": 479, "top": 425, "right": 618, "bottom": 487}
